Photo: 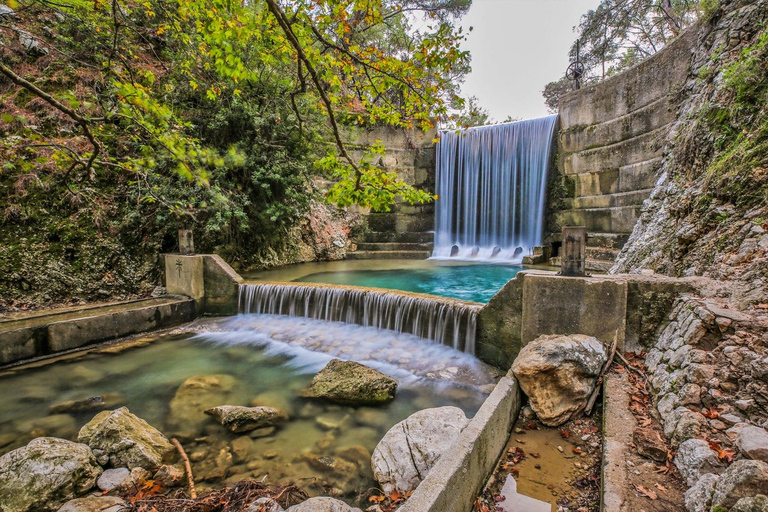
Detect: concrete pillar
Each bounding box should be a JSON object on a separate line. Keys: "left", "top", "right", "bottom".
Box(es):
{"left": 164, "top": 255, "right": 204, "bottom": 300}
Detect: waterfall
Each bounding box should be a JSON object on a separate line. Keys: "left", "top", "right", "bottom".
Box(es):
{"left": 433, "top": 115, "right": 558, "bottom": 262}
{"left": 238, "top": 284, "right": 480, "bottom": 354}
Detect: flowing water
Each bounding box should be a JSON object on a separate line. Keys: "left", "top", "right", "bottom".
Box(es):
{"left": 0, "top": 315, "right": 499, "bottom": 504}
{"left": 242, "top": 259, "right": 524, "bottom": 304}
{"left": 239, "top": 284, "right": 480, "bottom": 353}
{"left": 433, "top": 116, "right": 558, "bottom": 262}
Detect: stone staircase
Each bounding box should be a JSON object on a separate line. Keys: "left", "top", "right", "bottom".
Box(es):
{"left": 348, "top": 231, "right": 433, "bottom": 260}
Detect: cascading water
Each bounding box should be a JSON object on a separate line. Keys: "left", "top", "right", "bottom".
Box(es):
{"left": 432, "top": 115, "right": 558, "bottom": 262}
{"left": 238, "top": 283, "right": 479, "bottom": 354}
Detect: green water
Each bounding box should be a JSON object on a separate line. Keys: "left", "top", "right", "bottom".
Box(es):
{"left": 245, "top": 260, "right": 523, "bottom": 303}
{"left": 0, "top": 315, "right": 497, "bottom": 504}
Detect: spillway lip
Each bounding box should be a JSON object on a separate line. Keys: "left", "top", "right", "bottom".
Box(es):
{"left": 241, "top": 280, "right": 485, "bottom": 310}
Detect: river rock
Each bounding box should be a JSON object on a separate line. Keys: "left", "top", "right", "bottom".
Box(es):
{"left": 674, "top": 438, "right": 723, "bottom": 486}
{"left": 153, "top": 464, "right": 186, "bottom": 487}
{"left": 371, "top": 406, "right": 468, "bottom": 494}
{"left": 57, "top": 496, "right": 127, "bottom": 512}
{"left": 684, "top": 473, "right": 719, "bottom": 512}
{"left": 246, "top": 498, "right": 285, "bottom": 512}
{"left": 731, "top": 495, "right": 768, "bottom": 512}
{"left": 77, "top": 407, "right": 173, "bottom": 471}
{"left": 96, "top": 468, "right": 130, "bottom": 492}
{"left": 0, "top": 437, "right": 102, "bottom": 512}
{"left": 511, "top": 334, "right": 606, "bottom": 426}
{"left": 205, "top": 405, "right": 288, "bottom": 433}
{"left": 736, "top": 426, "right": 768, "bottom": 462}
{"left": 633, "top": 427, "right": 667, "bottom": 462}
{"left": 302, "top": 359, "right": 397, "bottom": 406}
{"left": 286, "top": 497, "right": 362, "bottom": 512}
{"left": 50, "top": 393, "right": 123, "bottom": 415}
{"left": 711, "top": 460, "right": 768, "bottom": 510}
{"left": 167, "top": 374, "right": 237, "bottom": 439}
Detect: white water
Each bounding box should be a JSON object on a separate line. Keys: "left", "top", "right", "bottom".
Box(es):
{"left": 433, "top": 116, "right": 558, "bottom": 262}
{"left": 238, "top": 283, "right": 479, "bottom": 354}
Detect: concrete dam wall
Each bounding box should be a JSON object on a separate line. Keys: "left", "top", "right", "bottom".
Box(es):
{"left": 551, "top": 27, "right": 699, "bottom": 268}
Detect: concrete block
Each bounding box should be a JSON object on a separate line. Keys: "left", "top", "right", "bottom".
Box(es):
{"left": 476, "top": 274, "right": 524, "bottom": 369}
{"left": 618, "top": 157, "right": 663, "bottom": 192}
{"left": 0, "top": 328, "right": 44, "bottom": 365}
{"left": 564, "top": 127, "right": 667, "bottom": 175}
{"left": 521, "top": 272, "right": 628, "bottom": 350}
{"left": 398, "top": 373, "right": 521, "bottom": 512}
{"left": 202, "top": 255, "right": 243, "bottom": 316}
{"left": 164, "top": 254, "right": 204, "bottom": 299}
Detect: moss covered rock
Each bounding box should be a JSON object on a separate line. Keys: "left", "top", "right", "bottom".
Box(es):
{"left": 301, "top": 359, "right": 397, "bottom": 406}
{"left": 204, "top": 405, "right": 288, "bottom": 433}
{"left": 0, "top": 437, "right": 102, "bottom": 512}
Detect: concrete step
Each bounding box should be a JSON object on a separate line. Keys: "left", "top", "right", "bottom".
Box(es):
{"left": 346, "top": 250, "right": 431, "bottom": 260}
{"left": 572, "top": 188, "right": 653, "bottom": 209}
{"left": 356, "top": 242, "right": 434, "bottom": 252}
{"left": 362, "top": 231, "right": 435, "bottom": 244}
{"left": 555, "top": 206, "right": 641, "bottom": 234}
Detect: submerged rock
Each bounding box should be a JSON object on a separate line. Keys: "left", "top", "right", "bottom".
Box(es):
{"left": 302, "top": 359, "right": 397, "bottom": 406}
{"left": 511, "top": 334, "right": 606, "bottom": 426}
{"left": 57, "top": 496, "right": 127, "bottom": 512}
{"left": 371, "top": 406, "right": 468, "bottom": 494}
{"left": 205, "top": 405, "right": 288, "bottom": 433}
{"left": 167, "top": 374, "right": 237, "bottom": 439}
{"left": 286, "top": 497, "right": 362, "bottom": 512}
{"left": 50, "top": 393, "right": 123, "bottom": 415}
{"left": 77, "top": 407, "right": 174, "bottom": 471}
{"left": 0, "top": 437, "right": 102, "bottom": 512}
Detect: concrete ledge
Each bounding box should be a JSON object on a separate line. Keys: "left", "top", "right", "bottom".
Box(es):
{"left": 602, "top": 372, "right": 636, "bottom": 512}
{"left": 0, "top": 298, "right": 196, "bottom": 365}
{"left": 399, "top": 372, "right": 521, "bottom": 512}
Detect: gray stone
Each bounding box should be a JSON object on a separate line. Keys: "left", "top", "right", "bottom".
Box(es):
{"left": 0, "top": 437, "right": 102, "bottom": 512}
{"left": 77, "top": 407, "right": 174, "bottom": 471}
{"left": 0, "top": 5, "right": 17, "bottom": 19}
{"left": 56, "top": 496, "right": 127, "bottom": 512}
{"left": 205, "top": 405, "right": 288, "bottom": 434}
{"left": 684, "top": 473, "right": 719, "bottom": 512}
{"left": 302, "top": 359, "right": 398, "bottom": 406}
{"left": 712, "top": 460, "right": 768, "bottom": 510}
{"left": 664, "top": 407, "right": 706, "bottom": 448}
{"left": 246, "top": 497, "right": 285, "bottom": 512}
{"left": 736, "top": 426, "right": 768, "bottom": 462}
{"left": 371, "top": 406, "right": 468, "bottom": 494}
{"left": 96, "top": 468, "right": 130, "bottom": 492}
{"left": 286, "top": 497, "right": 362, "bottom": 512}
{"left": 511, "top": 334, "right": 606, "bottom": 426}
{"left": 731, "top": 495, "right": 768, "bottom": 512}
{"left": 674, "top": 438, "right": 723, "bottom": 486}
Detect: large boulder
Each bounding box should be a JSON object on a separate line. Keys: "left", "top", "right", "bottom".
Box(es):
{"left": 511, "top": 334, "right": 607, "bottom": 426}
{"left": 302, "top": 360, "right": 397, "bottom": 406}
{"left": 204, "top": 405, "right": 288, "bottom": 433}
{"left": 167, "top": 374, "right": 237, "bottom": 439}
{"left": 371, "top": 406, "right": 468, "bottom": 494}
{"left": 286, "top": 497, "right": 362, "bottom": 512}
{"left": 0, "top": 437, "right": 102, "bottom": 512}
{"left": 711, "top": 460, "right": 768, "bottom": 510}
{"left": 77, "top": 407, "right": 174, "bottom": 471}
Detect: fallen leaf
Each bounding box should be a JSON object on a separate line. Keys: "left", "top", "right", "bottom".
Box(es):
{"left": 635, "top": 484, "right": 658, "bottom": 500}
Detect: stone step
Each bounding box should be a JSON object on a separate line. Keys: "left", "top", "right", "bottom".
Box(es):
{"left": 362, "top": 231, "right": 435, "bottom": 244}
{"left": 346, "top": 250, "right": 431, "bottom": 260}
{"left": 572, "top": 188, "right": 653, "bottom": 209}
{"left": 356, "top": 242, "right": 434, "bottom": 252}
{"left": 554, "top": 206, "right": 641, "bottom": 234}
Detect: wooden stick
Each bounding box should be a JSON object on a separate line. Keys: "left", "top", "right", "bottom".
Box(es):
{"left": 616, "top": 351, "right": 647, "bottom": 379}
{"left": 171, "top": 437, "right": 197, "bottom": 499}
{"left": 585, "top": 331, "right": 619, "bottom": 416}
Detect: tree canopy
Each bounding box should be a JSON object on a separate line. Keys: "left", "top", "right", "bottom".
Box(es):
{"left": 543, "top": 0, "right": 716, "bottom": 112}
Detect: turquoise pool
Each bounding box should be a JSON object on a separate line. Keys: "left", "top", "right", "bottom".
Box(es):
{"left": 244, "top": 260, "right": 523, "bottom": 303}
